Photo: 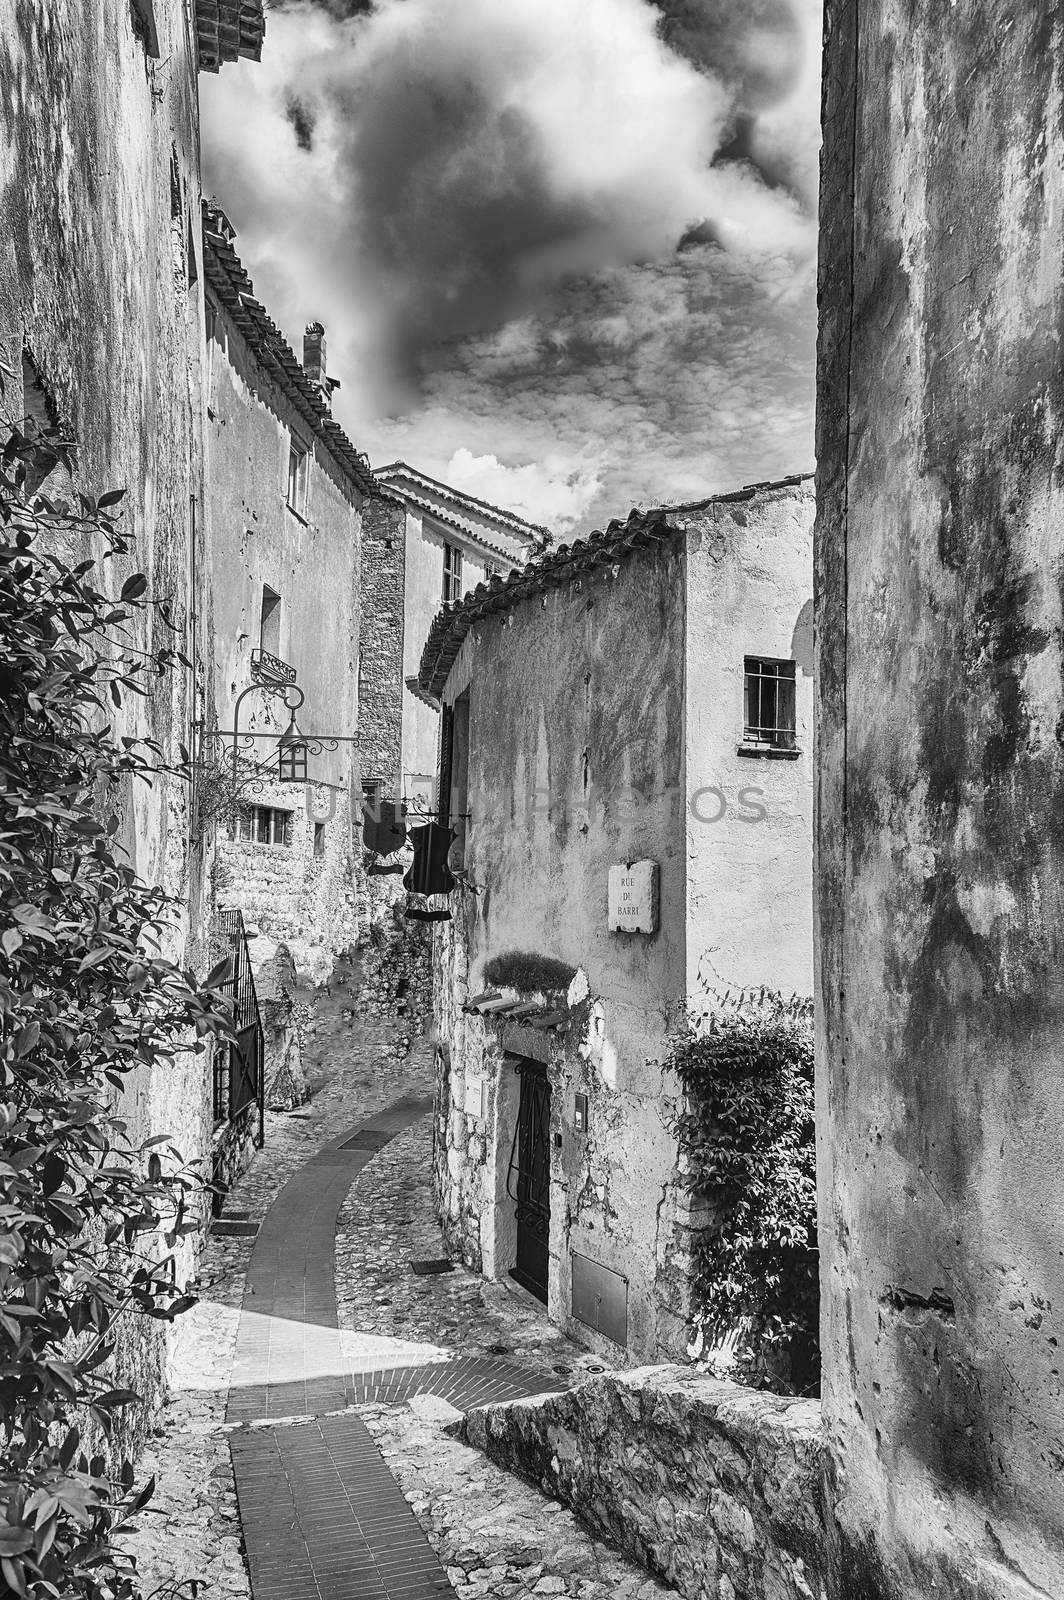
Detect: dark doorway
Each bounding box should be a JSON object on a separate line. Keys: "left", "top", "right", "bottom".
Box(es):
{"left": 507, "top": 1059, "right": 552, "bottom": 1302}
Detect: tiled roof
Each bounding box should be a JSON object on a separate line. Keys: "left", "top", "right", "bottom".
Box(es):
{"left": 463, "top": 992, "right": 569, "bottom": 1031}
{"left": 195, "top": 2, "right": 265, "bottom": 72}
{"left": 414, "top": 474, "right": 812, "bottom": 704}
{"left": 203, "top": 205, "right": 376, "bottom": 499}
{"left": 376, "top": 462, "right": 552, "bottom": 555}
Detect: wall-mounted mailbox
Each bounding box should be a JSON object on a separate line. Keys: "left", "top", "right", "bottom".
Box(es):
{"left": 571, "top": 1251, "right": 628, "bottom": 1347}
{"left": 574, "top": 1092, "right": 589, "bottom": 1135}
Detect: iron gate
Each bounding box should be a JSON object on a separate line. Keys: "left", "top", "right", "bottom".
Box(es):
{"left": 506, "top": 1059, "right": 552, "bottom": 1303}
{"left": 215, "top": 909, "right": 264, "bottom": 1141}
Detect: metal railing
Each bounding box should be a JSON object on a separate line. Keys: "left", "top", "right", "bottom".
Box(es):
{"left": 215, "top": 908, "right": 265, "bottom": 1148}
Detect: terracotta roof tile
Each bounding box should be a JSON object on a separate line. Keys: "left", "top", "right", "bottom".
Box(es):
{"left": 195, "top": 2, "right": 265, "bottom": 72}
{"left": 375, "top": 461, "right": 552, "bottom": 547}
{"left": 414, "top": 474, "right": 813, "bottom": 704}
{"left": 203, "top": 205, "right": 376, "bottom": 499}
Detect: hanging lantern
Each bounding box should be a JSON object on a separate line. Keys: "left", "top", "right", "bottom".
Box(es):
{"left": 277, "top": 713, "right": 308, "bottom": 784}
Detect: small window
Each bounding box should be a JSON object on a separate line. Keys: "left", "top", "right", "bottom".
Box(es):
{"left": 483, "top": 562, "right": 498, "bottom": 581}
{"left": 362, "top": 778, "right": 383, "bottom": 821}
{"left": 260, "top": 585, "right": 281, "bottom": 657}
{"left": 313, "top": 822, "right": 326, "bottom": 859}
{"left": 131, "top": 0, "right": 161, "bottom": 56}
{"left": 743, "top": 657, "right": 796, "bottom": 749}
{"left": 287, "top": 437, "right": 309, "bottom": 516}
{"left": 234, "top": 806, "right": 291, "bottom": 846}
{"left": 443, "top": 542, "right": 463, "bottom": 605}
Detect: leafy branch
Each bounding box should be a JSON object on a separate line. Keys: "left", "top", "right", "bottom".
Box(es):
{"left": 0, "top": 422, "right": 234, "bottom": 1597}
{"left": 663, "top": 987, "right": 819, "bottom": 1396}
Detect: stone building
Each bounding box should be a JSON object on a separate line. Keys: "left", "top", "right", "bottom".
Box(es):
{"left": 360, "top": 462, "right": 548, "bottom": 809}
{"left": 0, "top": 0, "right": 264, "bottom": 1416}
{"left": 202, "top": 205, "right": 376, "bottom": 990}
{"left": 415, "top": 477, "right": 814, "bottom": 1364}
{"left": 816, "top": 3, "right": 1064, "bottom": 1595}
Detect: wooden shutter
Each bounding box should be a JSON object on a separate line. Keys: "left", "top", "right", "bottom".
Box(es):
{"left": 437, "top": 702, "right": 455, "bottom": 826}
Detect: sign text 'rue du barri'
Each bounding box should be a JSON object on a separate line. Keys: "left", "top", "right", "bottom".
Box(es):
{"left": 607, "top": 860, "right": 659, "bottom": 935}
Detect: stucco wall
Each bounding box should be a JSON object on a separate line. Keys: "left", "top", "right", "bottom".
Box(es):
{"left": 681, "top": 485, "right": 814, "bottom": 1003}
{"left": 817, "top": 5, "right": 1064, "bottom": 1596}
{"left": 0, "top": 0, "right": 215, "bottom": 1436}
{"left": 402, "top": 506, "right": 506, "bottom": 803}
{"left": 206, "top": 290, "right": 362, "bottom": 796}
{"left": 204, "top": 282, "right": 363, "bottom": 978}
{"left": 434, "top": 538, "right": 689, "bottom": 1362}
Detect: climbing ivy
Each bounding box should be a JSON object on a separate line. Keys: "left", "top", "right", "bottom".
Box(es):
{"left": 664, "top": 990, "right": 819, "bottom": 1396}
{"left": 0, "top": 414, "right": 231, "bottom": 1598}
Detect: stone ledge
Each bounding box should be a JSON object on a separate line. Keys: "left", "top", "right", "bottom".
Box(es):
{"left": 464, "top": 1363, "right": 826, "bottom": 1600}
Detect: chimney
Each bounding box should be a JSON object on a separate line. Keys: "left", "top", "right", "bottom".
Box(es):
{"left": 303, "top": 321, "right": 326, "bottom": 383}
{"left": 304, "top": 321, "right": 341, "bottom": 409}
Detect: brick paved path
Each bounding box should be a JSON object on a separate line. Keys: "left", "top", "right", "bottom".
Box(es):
{"left": 124, "top": 975, "right": 673, "bottom": 1600}
{"left": 227, "top": 1095, "right": 433, "bottom": 1425}
{"left": 226, "top": 1094, "right": 580, "bottom": 1600}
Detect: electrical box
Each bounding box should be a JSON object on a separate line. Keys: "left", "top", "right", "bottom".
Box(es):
{"left": 571, "top": 1251, "right": 628, "bottom": 1347}
{"left": 574, "top": 1092, "right": 589, "bottom": 1134}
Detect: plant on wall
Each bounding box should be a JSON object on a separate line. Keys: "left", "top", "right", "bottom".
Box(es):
{"left": 663, "top": 988, "right": 818, "bottom": 1396}
{"left": 482, "top": 950, "right": 576, "bottom": 996}
{"left": 0, "top": 414, "right": 231, "bottom": 1597}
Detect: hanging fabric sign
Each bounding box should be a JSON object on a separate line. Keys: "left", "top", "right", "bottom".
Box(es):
{"left": 363, "top": 798, "right": 407, "bottom": 857}
{"left": 403, "top": 822, "right": 457, "bottom": 896}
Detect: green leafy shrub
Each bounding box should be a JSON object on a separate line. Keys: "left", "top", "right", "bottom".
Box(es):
{"left": 482, "top": 951, "right": 576, "bottom": 995}
{"left": 0, "top": 417, "right": 231, "bottom": 1597}
{"left": 665, "top": 990, "right": 819, "bottom": 1395}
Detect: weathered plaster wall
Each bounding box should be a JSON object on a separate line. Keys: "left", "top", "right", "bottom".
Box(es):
{"left": 0, "top": 0, "right": 215, "bottom": 1438}
{"left": 205, "top": 289, "right": 362, "bottom": 795}
{"left": 402, "top": 506, "right": 503, "bottom": 802}
{"left": 434, "top": 540, "right": 689, "bottom": 1362}
{"left": 817, "top": 5, "right": 1064, "bottom": 1595}
{"left": 465, "top": 1366, "right": 827, "bottom": 1600}
{"left": 681, "top": 484, "right": 814, "bottom": 1002}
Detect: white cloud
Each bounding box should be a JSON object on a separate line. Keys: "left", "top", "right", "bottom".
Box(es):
{"left": 442, "top": 449, "right": 604, "bottom": 531}
{"left": 201, "top": 0, "right": 820, "bottom": 530}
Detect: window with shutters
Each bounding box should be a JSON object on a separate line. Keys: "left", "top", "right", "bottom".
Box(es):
{"left": 443, "top": 541, "right": 463, "bottom": 604}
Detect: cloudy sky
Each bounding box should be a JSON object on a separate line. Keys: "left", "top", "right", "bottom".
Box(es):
{"left": 201, "top": 0, "right": 820, "bottom": 534}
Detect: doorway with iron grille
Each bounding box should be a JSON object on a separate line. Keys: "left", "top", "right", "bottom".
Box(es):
{"left": 506, "top": 1057, "right": 552, "bottom": 1302}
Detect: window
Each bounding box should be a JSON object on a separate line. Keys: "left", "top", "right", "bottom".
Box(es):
{"left": 234, "top": 806, "right": 291, "bottom": 846}
{"left": 743, "top": 657, "right": 797, "bottom": 749}
{"left": 446, "top": 690, "right": 471, "bottom": 870}
{"left": 286, "top": 436, "right": 309, "bottom": 516}
{"left": 204, "top": 302, "right": 217, "bottom": 400}
{"left": 313, "top": 822, "right": 326, "bottom": 859}
{"left": 362, "top": 778, "right": 383, "bottom": 821}
{"left": 259, "top": 585, "right": 281, "bottom": 657}
{"left": 484, "top": 562, "right": 498, "bottom": 581}
{"left": 443, "top": 541, "right": 463, "bottom": 605}
{"left": 131, "top": 0, "right": 160, "bottom": 56}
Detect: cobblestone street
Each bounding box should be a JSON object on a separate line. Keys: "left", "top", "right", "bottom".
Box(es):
{"left": 123, "top": 973, "right": 675, "bottom": 1600}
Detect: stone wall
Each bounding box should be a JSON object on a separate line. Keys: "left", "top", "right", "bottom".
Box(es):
{"left": 465, "top": 1365, "right": 827, "bottom": 1600}
{"left": 358, "top": 493, "right": 406, "bottom": 795}
{"left": 816, "top": 3, "right": 1064, "bottom": 1595}
{"left": 215, "top": 779, "right": 359, "bottom": 986}
{"left": 356, "top": 898, "right": 434, "bottom": 1065}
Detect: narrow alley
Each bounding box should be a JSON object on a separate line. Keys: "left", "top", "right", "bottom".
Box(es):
{"left": 123, "top": 962, "right": 674, "bottom": 1600}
